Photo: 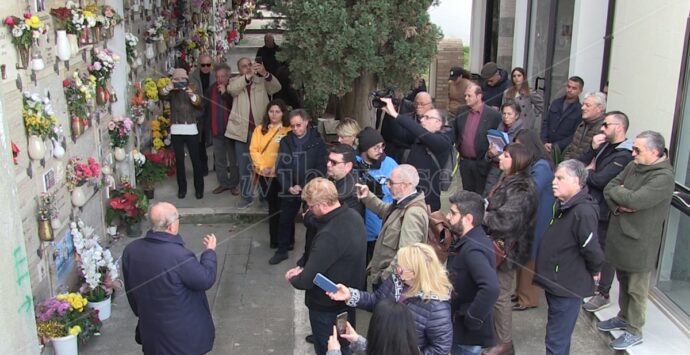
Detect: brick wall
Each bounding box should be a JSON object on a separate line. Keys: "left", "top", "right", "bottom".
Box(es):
{"left": 434, "top": 38, "right": 464, "bottom": 113}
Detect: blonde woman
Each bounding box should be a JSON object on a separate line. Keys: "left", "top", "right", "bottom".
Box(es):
{"left": 335, "top": 118, "right": 361, "bottom": 148}
{"left": 328, "top": 243, "right": 453, "bottom": 355}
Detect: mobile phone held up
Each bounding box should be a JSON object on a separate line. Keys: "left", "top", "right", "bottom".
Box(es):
{"left": 173, "top": 81, "right": 187, "bottom": 90}
{"left": 336, "top": 312, "right": 348, "bottom": 335}
{"left": 313, "top": 273, "right": 337, "bottom": 293}
{"left": 255, "top": 56, "right": 263, "bottom": 64}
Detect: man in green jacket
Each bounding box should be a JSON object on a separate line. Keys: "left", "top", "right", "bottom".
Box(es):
{"left": 598, "top": 131, "right": 674, "bottom": 351}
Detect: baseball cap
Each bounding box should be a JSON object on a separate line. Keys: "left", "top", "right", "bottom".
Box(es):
{"left": 449, "top": 66, "right": 465, "bottom": 80}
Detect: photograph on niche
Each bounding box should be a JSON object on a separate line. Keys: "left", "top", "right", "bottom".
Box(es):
{"left": 43, "top": 168, "right": 56, "bottom": 192}
{"left": 35, "top": 0, "right": 46, "bottom": 12}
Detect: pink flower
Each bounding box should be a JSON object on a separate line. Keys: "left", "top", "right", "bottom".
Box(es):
{"left": 23, "top": 12, "right": 31, "bottom": 20}
{"left": 4, "top": 16, "right": 15, "bottom": 26}
{"left": 93, "top": 61, "right": 102, "bottom": 71}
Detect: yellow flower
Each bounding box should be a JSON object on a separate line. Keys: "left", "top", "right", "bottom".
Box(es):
{"left": 153, "top": 138, "right": 164, "bottom": 149}
{"left": 157, "top": 77, "right": 171, "bottom": 89}
{"left": 69, "top": 325, "right": 81, "bottom": 336}
{"left": 25, "top": 16, "right": 43, "bottom": 29}
{"left": 83, "top": 10, "right": 95, "bottom": 18}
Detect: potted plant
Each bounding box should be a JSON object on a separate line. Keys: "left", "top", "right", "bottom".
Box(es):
{"left": 71, "top": 220, "right": 121, "bottom": 320}
{"left": 35, "top": 292, "right": 101, "bottom": 355}
{"left": 106, "top": 182, "right": 149, "bottom": 237}
{"left": 22, "top": 92, "right": 58, "bottom": 160}
{"left": 107, "top": 115, "right": 133, "bottom": 161}
{"left": 66, "top": 157, "right": 101, "bottom": 207}
{"left": 133, "top": 150, "right": 167, "bottom": 199}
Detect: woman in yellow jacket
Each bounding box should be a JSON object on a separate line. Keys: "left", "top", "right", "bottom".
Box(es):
{"left": 249, "top": 99, "right": 292, "bottom": 248}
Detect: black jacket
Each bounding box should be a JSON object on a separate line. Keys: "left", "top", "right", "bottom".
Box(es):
{"left": 481, "top": 68, "right": 510, "bottom": 108}
{"left": 447, "top": 226, "right": 500, "bottom": 348}
{"left": 276, "top": 126, "right": 327, "bottom": 193}
{"left": 290, "top": 205, "right": 367, "bottom": 312}
{"left": 540, "top": 96, "right": 583, "bottom": 150}
{"left": 453, "top": 105, "right": 502, "bottom": 162}
{"left": 580, "top": 139, "right": 633, "bottom": 221}
{"left": 396, "top": 116, "right": 453, "bottom": 211}
{"left": 381, "top": 109, "right": 417, "bottom": 163}
{"left": 533, "top": 190, "right": 604, "bottom": 298}
{"left": 484, "top": 173, "right": 537, "bottom": 271}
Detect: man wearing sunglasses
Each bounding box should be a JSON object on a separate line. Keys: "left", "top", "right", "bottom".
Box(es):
{"left": 579, "top": 111, "right": 633, "bottom": 314}
{"left": 189, "top": 54, "right": 216, "bottom": 176}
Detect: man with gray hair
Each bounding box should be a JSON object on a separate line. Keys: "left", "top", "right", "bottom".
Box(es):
{"left": 562, "top": 92, "right": 606, "bottom": 161}
{"left": 355, "top": 164, "right": 429, "bottom": 288}
{"left": 534, "top": 159, "right": 604, "bottom": 355}
{"left": 208, "top": 63, "right": 240, "bottom": 195}
{"left": 122, "top": 202, "right": 218, "bottom": 354}
{"left": 598, "top": 131, "right": 674, "bottom": 350}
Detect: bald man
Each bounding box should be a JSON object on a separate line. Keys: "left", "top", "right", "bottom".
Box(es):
{"left": 256, "top": 33, "right": 282, "bottom": 74}
{"left": 380, "top": 91, "right": 434, "bottom": 164}
{"left": 123, "top": 202, "right": 218, "bottom": 354}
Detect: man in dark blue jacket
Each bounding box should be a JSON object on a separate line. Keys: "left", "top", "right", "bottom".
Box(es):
{"left": 480, "top": 62, "right": 509, "bottom": 109}
{"left": 446, "top": 191, "right": 500, "bottom": 355}
{"left": 271, "top": 109, "right": 327, "bottom": 265}
{"left": 534, "top": 160, "right": 604, "bottom": 355}
{"left": 541, "top": 76, "right": 584, "bottom": 153}
{"left": 123, "top": 202, "right": 218, "bottom": 355}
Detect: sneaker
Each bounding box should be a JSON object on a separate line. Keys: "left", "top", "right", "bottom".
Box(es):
{"left": 610, "top": 331, "right": 643, "bottom": 350}
{"left": 269, "top": 252, "right": 288, "bottom": 265}
{"left": 597, "top": 316, "right": 628, "bottom": 332}
{"left": 236, "top": 200, "right": 254, "bottom": 209}
{"left": 583, "top": 294, "right": 611, "bottom": 312}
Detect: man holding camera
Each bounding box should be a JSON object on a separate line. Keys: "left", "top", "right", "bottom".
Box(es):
{"left": 224, "top": 57, "right": 281, "bottom": 209}
{"left": 160, "top": 68, "right": 205, "bottom": 199}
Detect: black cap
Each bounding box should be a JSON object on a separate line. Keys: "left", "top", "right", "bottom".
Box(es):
{"left": 449, "top": 66, "right": 465, "bottom": 80}
{"left": 357, "top": 127, "right": 384, "bottom": 152}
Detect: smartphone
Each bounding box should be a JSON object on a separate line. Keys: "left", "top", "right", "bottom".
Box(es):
{"left": 255, "top": 56, "right": 263, "bottom": 64}
{"left": 336, "top": 312, "right": 348, "bottom": 335}
{"left": 313, "top": 273, "right": 337, "bottom": 293}
{"left": 173, "top": 81, "right": 187, "bottom": 90}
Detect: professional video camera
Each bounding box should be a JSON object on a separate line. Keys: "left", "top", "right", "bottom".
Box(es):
{"left": 370, "top": 87, "right": 396, "bottom": 109}
{"left": 356, "top": 162, "right": 386, "bottom": 199}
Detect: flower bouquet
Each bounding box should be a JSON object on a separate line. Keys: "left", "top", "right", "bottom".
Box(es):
{"left": 125, "top": 32, "right": 140, "bottom": 65}
{"left": 105, "top": 182, "right": 149, "bottom": 226}
{"left": 63, "top": 71, "right": 95, "bottom": 138}
{"left": 35, "top": 292, "right": 101, "bottom": 345}
{"left": 4, "top": 12, "right": 45, "bottom": 67}
{"left": 23, "top": 92, "right": 58, "bottom": 141}
{"left": 107, "top": 115, "right": 133, "bottom": 148}
{"left": 66, "top": 157, "right": 101, "bottom": 191}
{"left": 70, "top": 220, "right": 121, "bottom": 304}
{"left": 134, "top": 150, "right": 167, "bottom": 198}
{"left": 88, "top": 47, "right": 120, "bottom": 105}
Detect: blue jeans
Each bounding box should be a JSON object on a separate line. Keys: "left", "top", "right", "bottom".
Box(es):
{"left": 232, "top": 134, "right": 252, "bottom": 202}
{"left": 545, "top": 292, "right": 581, "bottom": 355}
{"left": 309, "top": 309, "right": 354, "bottom": 355}
{"left": 451, "top": 344, "right": 482, "bottom": 355}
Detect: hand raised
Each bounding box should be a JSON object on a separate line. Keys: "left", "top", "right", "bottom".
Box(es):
{"left": 203, "top": 234, "right": 217, "bottom": 251}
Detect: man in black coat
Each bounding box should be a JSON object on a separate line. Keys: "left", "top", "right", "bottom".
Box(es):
{"left": 580, "top": 111, "right": 633, "bottom": 313}
{"left": 541, "top": 76, "right": 584, "bottom": 153}
{"left": 122, "top": 202, "right": 218, "bottom": 355}
{"left": 380, "top": 92, "right": 434, "bottom": 164}
{"left": 286, "top": 178, "right": 367, "bottom": 355}
{"left": 534, "top": 160, "right": 604, "bottom": 355}
{"left": 270, "top": 109, "right": 327, "bottom": 265}
{"left": 446, "top": 191, "right": 500, "bottom": 355}
{"left": 480, "top": 62, "right": 509, "bottom": 109}
{"left": 453, "top": 83, "right": 502, "bottom": 193}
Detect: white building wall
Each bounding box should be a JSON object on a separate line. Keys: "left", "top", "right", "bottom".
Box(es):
{"left": 511, "top": 0, "right": 529, "bottom": 68}
{"left": 470, "top": 0, "right": 487, "bottom": 73}
{"left": 608, "top": 0, "right": 690, "bottom": 139}
{"left": 570, "top": 0, "right": 609, "bottom": 95}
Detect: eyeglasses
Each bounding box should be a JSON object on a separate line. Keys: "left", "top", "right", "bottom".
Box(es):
{"left": 385, "top": 177, "right": 407, "bottom": 186}
{"left": 632, "top": 146, "right": 642, "bottom": 154}
{"left": 327, "top": 158, "right": 344, "bottom": 165}
{"left": 370, "top": 144, "right": 385, "bottom": 152}
{"left": 602, "top": 122, "right": 620, "bottom": 128}
{"left": 200, "top": 63, "right": 212, "bottom": 67}
{"left": 394, "top": 264, "right": 414, "bottom": 276}
{"left": 420, "top": 114, "right": 442, "bottom": 121}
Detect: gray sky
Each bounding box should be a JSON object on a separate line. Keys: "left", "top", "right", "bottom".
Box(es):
{"left": 429, "top": 0, "right": 472, "bottom": 43}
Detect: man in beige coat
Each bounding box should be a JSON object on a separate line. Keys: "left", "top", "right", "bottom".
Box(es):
{"left": 355, "top": 164, "right": 429, "bottom": 289}
{"left": 225, "top": 57, "right": 281, "bottom": 208}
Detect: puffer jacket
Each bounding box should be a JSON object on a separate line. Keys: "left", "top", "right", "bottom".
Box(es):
{"left": 604, "top": 158, "right": 674, "bottom": 272}
{"left": 484, "top": 172, "right": 537, "bottom": 271}
{"left": 534, "top": 189, "right": 604, "bottom": 298}
{"left": 562, "top": 115, "right": 604, "bottom": 161}
{"left": 347, "top": 274, "right": 452, "bottom": 355}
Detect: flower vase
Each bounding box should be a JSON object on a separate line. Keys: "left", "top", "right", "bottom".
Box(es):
{"left": 79, "top": 29, "right": 90, "bottom": 45}
{"left": 51, "top": 333, "right": 78, "bottom": 355}
{"left": 91, "top": 27, "right": 102, "bottom": 43}
{"left": 144, "top": 189, "right": 155, "bottom": 200}
{"left": 67, "top": 34, "right": 79, "bottom": 56}
{"left": 88, "top": 296, "right": 112, "bottom": 320}
{"left": 16, "top": 45, "right": 30, "bottom": 68}
{"left": 71, "top": 185, "right": 88, "bottom": 207}
{"left": 145, "top": 43, "right": 155, "bottom": 59}
{"left": 106, "top": 27, "right": 114, "bottom": 39}
{"left": 52, "top": 139, "right": 65, "bottom": 159}
{"left": 55, "top": 30, "right": 72, "bottom": 61}
{"left": 106, "top": 225, "right": 118, "bottom": 236}
{"left": 113, "top": 147, "right": 127, "bottom": 161}
{"left": 96, "top": 85, "right": 109, "bottom": 106}
{"left": 71, "top": 118, "right": 84, "bottom": 138}
{"left": 27, "top": 135, "right": 46, "bottom": 160}
{"left": 126, "top": 222, "right": 143, "bottom": 238}
{"left": 157, "top": 40, "right": 166, "bottom": 54}
{"left": 37, "top": 219, "right": 54, "bottom": 242}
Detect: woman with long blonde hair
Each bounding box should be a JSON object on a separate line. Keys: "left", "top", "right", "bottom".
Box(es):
{"left": 328, "top": 243, "right": 453, "bottom": 355}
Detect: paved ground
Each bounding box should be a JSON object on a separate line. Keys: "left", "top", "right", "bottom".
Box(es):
{"left": 72, "top": 156, "right": 616, "bottom": 355}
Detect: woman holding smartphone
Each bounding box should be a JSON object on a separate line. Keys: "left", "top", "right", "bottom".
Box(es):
{"left": 327, "top": 243, "right": 452, "bottom": 355}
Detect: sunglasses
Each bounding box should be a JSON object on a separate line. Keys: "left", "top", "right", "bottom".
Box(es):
{"left": 327, "top": 158, "right": 344, "bottom": 165}
{"left": 601, "top": 122, "right": 620, "bottom": 128}
{"left": 200, "top": 63, "right": 212, "bottom": 67}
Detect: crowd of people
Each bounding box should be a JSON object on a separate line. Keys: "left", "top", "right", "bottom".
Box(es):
{"left": 122, "top": 53, "right": 676, "bottom": 355}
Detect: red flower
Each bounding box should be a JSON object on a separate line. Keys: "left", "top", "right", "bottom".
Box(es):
{"left": 4, "top": 16, "right": 15, "bottom": 26}
{"left": 11, "top": 141, "right": 20, "bottom": 165}
{"left": 63, "top": 79, "right": 70, "bottom": 87}
{"left": 23, "top": 12, "right": 31, "bottom": 20}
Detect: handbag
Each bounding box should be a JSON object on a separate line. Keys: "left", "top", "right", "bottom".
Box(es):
{"left": 492, "top": 239, "right": 515, "bottom": 268}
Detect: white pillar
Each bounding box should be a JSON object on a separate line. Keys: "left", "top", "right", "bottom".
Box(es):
{"left": 512, "top": 0, "right": 529, "bottom": 68}
{"left": 570, "top": 0, "right": 608, "bottom": 94}
{"left": 470, "top": 0, "right": 487, "bottom": 73}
